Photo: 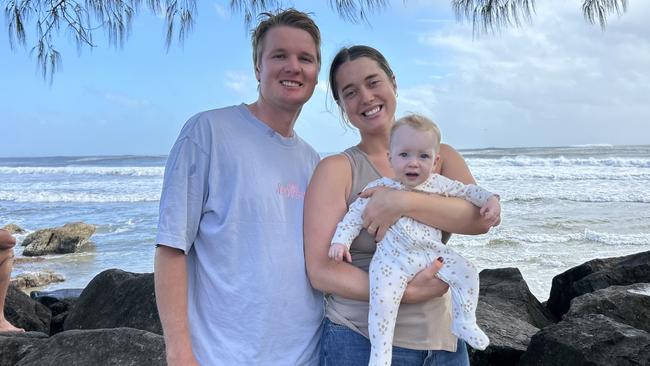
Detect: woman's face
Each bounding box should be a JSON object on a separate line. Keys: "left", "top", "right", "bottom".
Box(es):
{"left": 334, "top": 57, "right": 397, "bottom": 133}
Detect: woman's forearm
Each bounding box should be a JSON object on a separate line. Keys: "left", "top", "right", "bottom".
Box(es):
{"left": 401, "top": 191, "right": 491, "bottom": 235}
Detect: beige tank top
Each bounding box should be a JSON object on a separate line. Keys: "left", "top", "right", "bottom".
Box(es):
{"left": 324, "top": 146, "right": 457, "bottom": 351}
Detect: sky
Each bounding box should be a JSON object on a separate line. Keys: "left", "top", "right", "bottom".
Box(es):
{"left": 1, "top": 0, "right": 649, "bottom": 157}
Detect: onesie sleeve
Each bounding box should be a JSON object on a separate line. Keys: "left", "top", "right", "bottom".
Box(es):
{"left": 156, "top": 135, "right": 210, "bottom": 254}
{"left": 331, "top": 196, "right": 369, "bottom": 249}
{"left": 330, "top": 178, "right": 390, "bottom": 249}
{"left": 431, "top": 175, "right": 495, "bottom": 208}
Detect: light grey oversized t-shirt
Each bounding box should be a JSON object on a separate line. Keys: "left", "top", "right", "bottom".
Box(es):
{"left": 156, "top": 104, "right": 323, "bottom": 365}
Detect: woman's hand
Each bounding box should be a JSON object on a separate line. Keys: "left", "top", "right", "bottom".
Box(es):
{"left": 359, "top": 187, "right": 405, "bottom": 241}
{"left": 402, "top": 258, "right": 449, "bottom": 304}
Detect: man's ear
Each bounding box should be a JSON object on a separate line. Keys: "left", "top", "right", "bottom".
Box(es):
{"left": 255, "top": 63, "right": 261, "bottom": 82}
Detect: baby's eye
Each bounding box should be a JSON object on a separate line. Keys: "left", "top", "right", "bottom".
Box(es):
{"left": 420, "top": 154, "right": 431, "bottom": 159}
{"left": 399, "top": 152, "right": 408, "bottom": 158}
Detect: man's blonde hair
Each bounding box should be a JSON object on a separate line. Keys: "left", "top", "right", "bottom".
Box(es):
{"left": 390, "top": 114, "right": 442, "bottom": 153}
{"left": 251, "top": 9, "right": 321, "bottom": 71}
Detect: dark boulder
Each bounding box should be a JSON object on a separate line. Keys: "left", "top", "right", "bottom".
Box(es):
{"left": 64, "top": 269, "right": 161, "bottom": 334}
{"left": 469, "top": 267, "right": 552, "bottom": 366}
{"left": 31, "top": 288, "right": 83, "bottom": 336}
{"left": 519, "top": 314, "right": 650, "bottom": 366}
{"left": 470, "top": 301, "right": 539, "bottom": 366}
{"left": 479, "top": 267, "right": 555, "bottom": 328}
{"left": 4, "top": 284, "right": 51, "bottom": 334}
{"left": 565, "top": 283, "right": 650, "bottom": 332}
{"left": 546, "top": 250, "right": 650, "bottom": 319}
{"left": 31, "top": 288, "right": 84, "bottom": 308}
{"left": 14, "top": 328, "right": 165, "bottom": 366}
{"left": 0, "top": 332, "right": 48, "bottom": 366}
{"left": 22, "top": 222, "right": 95, "bottom": 256}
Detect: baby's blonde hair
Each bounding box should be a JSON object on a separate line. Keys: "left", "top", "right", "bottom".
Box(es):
{"left": 390, "top": 114, "right": 442, "bottom": 153}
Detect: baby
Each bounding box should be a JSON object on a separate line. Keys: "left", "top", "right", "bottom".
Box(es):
{"left": 330, "top": 114, "right": 500, "bottom": 366}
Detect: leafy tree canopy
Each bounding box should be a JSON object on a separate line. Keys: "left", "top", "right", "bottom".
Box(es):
{"left": 4, "top": 0, "right": 627, "bottom": 82}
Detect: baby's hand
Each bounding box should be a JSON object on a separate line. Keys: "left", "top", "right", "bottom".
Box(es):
{"left": 329, "top": 243, "right": 352, "bottom": 263}
{"left": 480, "top": 195, "right": 501, "bottom": 224}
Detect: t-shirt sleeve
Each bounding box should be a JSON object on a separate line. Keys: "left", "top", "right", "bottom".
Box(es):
{"left": 156, "top": 135, "right": 210, "bottom": 254}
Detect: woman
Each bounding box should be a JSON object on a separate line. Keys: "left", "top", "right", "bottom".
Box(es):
{"left": 304, "top": 45, "right": 500, "bottom": 365}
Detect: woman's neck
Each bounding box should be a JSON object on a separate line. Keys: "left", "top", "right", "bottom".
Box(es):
{"left": 357, "top": 133, "right": 393, "bottom": 177}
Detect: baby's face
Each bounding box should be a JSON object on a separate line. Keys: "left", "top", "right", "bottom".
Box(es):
{"left": 389, "top": 125, "right": 439, "bottom": 188}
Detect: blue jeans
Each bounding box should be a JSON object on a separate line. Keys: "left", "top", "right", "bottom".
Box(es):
{"left": 320, "top": 318, "right": 469, "bottom": 366}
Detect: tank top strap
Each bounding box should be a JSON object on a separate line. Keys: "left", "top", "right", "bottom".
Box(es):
{"left": 342, "top": 146, "right": 382, "bottom": 206}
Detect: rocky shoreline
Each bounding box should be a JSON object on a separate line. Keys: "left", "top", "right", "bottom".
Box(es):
{"left": 2, "top": 249, "right": 649, "bottom": 365}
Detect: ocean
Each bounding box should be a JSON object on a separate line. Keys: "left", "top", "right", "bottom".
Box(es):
{"left": 1, "top": 145, "right": 649, "bottom": 301}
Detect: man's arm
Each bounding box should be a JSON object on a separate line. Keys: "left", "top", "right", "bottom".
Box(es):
{"left": 154, "top": 245, "right": 199, "bottom": 366}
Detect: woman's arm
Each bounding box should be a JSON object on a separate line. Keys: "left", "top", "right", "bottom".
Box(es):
{"left": 304, "top": 155, "right": 371, "bottom": 300}
{"left": 362, "top": 144, "right": 498, "bottom": 241}
{"left": 304, "top": 155, "right": 448, "bottom": 303}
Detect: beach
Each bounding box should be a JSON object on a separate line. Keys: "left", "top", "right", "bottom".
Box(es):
{"left": 2, "top": 144, "right": 649, "bottom": 301}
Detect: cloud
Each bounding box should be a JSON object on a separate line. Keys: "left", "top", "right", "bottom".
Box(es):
{"left": 224, "top": 71, "right": 254, "bottom": 93}
{"left": 402, "top": 0, "right": 650, "bottom": 147}
{"left": 214, "top": 4, "right": 230, "bottom": 19}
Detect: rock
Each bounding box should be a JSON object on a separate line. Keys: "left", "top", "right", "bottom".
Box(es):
{"left": 565, "top": 283, "right": 650, "bottom": 333}
{"left": 2, "top": 223, "right": 25, "bottom": 234}
{"left": 13, "top": 256, "right": 46, "bottom": 265}
{"left": 3, "top": 284, "right": 51, "bottom": 334}
{"left": 21, "top": 222, "right": 95, "bottom": 256}
{"left": 31, "top": 288, "right": 84, "bottom": 308}
{"left": 469, "top": 268, "right": 548, "bottom": 366}
{"left": 470, "top": 301, "right": 539, "bottom": 366}
{"left": 11, "top": 271, "right": 65, "bottom": 290}
{"left": 0, "top": 332, "right": 49, "bottom": 366}
{"left": 546, "top": 250, "right": 650, "bottom": 319}
{"left": 31, "top": 289, "right": 83, "bottom": 336}
{"left": 519, "top": 314, "right": 650, "bottom": 366}
{"left": 5, "top": 328, "right": 165, "bottom": 366}
{"left": 64, "top": 269, "right": 161, "bottom": 334}
{"left": 478, "top": 267, "right": 555, "bottom": 328}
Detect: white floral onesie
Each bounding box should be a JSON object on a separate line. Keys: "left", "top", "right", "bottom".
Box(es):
{"left": 331, "top": 174, "right": 494, "bottom": 366}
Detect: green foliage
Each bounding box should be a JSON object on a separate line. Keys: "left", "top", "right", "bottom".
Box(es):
{"left": 3, "top": 0, "right": 628, "bottom": 83}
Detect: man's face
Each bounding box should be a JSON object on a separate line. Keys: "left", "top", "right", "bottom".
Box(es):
{"left": 255, "top": 26, "right": 319, "bottom": 112}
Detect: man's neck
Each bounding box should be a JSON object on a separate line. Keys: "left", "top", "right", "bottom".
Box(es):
{"left": 247, "top": 100, "right": 301, "bottom": 137}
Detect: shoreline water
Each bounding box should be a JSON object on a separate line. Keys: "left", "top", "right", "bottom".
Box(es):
{"left": 2, "top": 144, "right": 650, "bottom": 301}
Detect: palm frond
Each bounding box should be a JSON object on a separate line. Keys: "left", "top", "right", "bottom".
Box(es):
{"left": 583, "top": 0, "right": 627, "bottom": 30}
{"left": 452, "top": 0, "right": 535, "bottom": 36}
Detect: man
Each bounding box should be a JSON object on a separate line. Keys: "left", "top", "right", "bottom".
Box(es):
{"left": 154, "top": 9, "right": 323, "bottom": 366}
{"left": 0, "top": 228, "right": 23, "bottom": 333}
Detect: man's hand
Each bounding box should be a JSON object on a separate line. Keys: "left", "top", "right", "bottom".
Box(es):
{"left": 329, "top": 243, "right": 352, "bottom": 263}
{"left": 359, "top": 187, "right": 403, "bottom": 241}
{"left": 402, "top": 258, "right": 449, "bottom": 304}
{"left": 480, "top": 195, "right": 501, "bottom": 227}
